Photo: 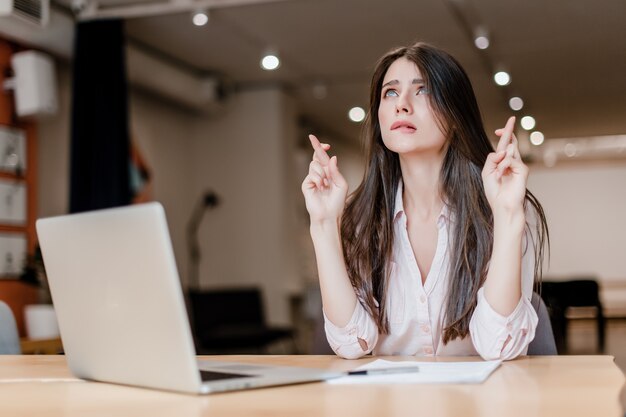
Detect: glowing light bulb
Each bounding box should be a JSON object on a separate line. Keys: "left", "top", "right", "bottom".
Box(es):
{"left": 509, "top": 97, "right": 524, "bottom": 111}
{"left": 348, "top": 107, "right": 365, "bottom": 122}
{"left": 192, "top": 11, "right": 208, "bottom": 26}
{"left": 521, "top": 116, "right": 536, "bottom": 130}
{"left": 261, "top": 54, "right": 280, "bottom": 71}
{"left": 494, "top": 71, "right": 511, "bottom": 86}
{"left": 530, "top": 131, "right": 544, "bottom": 146}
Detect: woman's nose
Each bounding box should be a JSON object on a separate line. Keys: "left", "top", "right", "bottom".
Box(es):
{"left": 395, "top": 93, "right": 412, "bottom": 114}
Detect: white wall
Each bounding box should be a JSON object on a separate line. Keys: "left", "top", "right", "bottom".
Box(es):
{"left": 528, "top": 161, "right": 626, "bottom": 309}
{"left": 190, "top": 88, "right": 302, "bottom": 326}
{"left": 528, "top": 162, "right": 626, "bottom": 281}
{"left": 129, "top": 93, "right": 197, "bottom": 286}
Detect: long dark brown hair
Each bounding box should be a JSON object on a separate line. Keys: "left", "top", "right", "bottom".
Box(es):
{"left": 341, "top": 42, "right": 549, "bottom": 343}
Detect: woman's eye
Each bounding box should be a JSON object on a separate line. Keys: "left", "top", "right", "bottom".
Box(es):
{"left": 384, "top": 89, "right": 398, "bottom": 97}
{"left": 417, "top": 86, "right": 429, "bottom": 95}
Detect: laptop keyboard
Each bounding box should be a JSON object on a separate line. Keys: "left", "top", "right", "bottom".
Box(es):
{"left": 199, "top": 370, "right": 254, "bottom": 382}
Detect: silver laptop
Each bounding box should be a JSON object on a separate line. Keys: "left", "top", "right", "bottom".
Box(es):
{"left": 36, "top": 202, "right": 341, "bottom": 394}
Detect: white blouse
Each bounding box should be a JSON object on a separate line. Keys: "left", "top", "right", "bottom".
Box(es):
{"left": 324, "top": 181, "right": 538, "bottom": 360}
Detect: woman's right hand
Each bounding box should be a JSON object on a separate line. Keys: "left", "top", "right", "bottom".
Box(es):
{"left": 301, "top": 134, "right": 348, "bottom": 224}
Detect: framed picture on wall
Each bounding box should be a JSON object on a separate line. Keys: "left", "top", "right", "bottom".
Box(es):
{"left": 0, "top": 125, "right": 27, "bottom": 175}
{"left": 0, "top": 179, "right": 27, "bottom": 225}
{"left": 0, "top": 233, "right": 27, "bottom": 277}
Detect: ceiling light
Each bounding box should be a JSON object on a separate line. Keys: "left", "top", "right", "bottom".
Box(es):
{"left": 473, "top": 26, "right": 490, "bottom": 50}
{"left": 192, "top": 10, "right": 208, "bottom": 26}
{"left": 494, "top": 71, "right": 511, "bottom": 86}
{"left": 530, "top": 131, "right": 544, "bottom": 146}
{"left": 474, "top": 36, "right": 490, "bottom": 50}
{"left": 348, "top": 107, "right": 365, "bottom": 123}
{"left": 261, "top": 53, "right": 280, "bottom": 71}
{"left": 520, "top": 116, "right": 536, "bottom": 130}
{"left": 509, "top": 97, "right": 524, "bottom": 111}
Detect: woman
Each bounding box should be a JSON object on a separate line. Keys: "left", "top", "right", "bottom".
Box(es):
{"left": 301, "top": 42, "right": 548, "bottom": 360}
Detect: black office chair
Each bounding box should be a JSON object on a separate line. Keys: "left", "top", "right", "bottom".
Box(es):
{"left": 188, "top": 287, "right": 296, "bottom": 354}
{"left": 528, "top": 292, "right": 557, "bottom": 355}
{"left": 541, "top": 279, "right": 605, "bottom": 354}
{"left": 310, "top": 292, "right": 557, "bottom": 355}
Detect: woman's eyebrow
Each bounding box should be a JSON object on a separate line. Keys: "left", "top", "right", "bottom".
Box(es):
{"left": 382, "top": 78, "right": 425, "bottom": 88}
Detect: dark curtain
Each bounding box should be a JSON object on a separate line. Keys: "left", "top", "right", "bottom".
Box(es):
{"left": 69, "top": 20, "right": 131, "bottom": 213}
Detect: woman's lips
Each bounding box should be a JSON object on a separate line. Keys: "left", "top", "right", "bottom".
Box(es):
{"left": 390, "top": 120, "right": 417, "bottom": 132}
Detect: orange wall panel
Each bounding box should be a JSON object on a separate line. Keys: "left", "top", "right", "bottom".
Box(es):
{"left": 0, "top": 280, "right": 39, "bottom": 337}
{"left": 0, "top": 40, "right": 14, "bottom": 124}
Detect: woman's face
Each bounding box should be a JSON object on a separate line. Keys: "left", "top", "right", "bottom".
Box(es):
{"left": 377, "top": 57, "right": 447, "bottom": 157}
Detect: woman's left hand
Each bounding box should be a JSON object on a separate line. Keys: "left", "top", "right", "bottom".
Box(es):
{"left": 482, "top": 116, "right": 529, "bottom": 216}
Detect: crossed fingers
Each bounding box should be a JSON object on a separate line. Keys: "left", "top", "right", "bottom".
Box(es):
{"left": 309, "top": 134, "right": 332, "bottom": 189}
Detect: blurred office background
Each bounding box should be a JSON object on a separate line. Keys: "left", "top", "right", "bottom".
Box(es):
{"left": 0, "top": 0, "right": 625, "bottom": 377}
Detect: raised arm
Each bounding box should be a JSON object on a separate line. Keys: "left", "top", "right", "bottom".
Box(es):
{"left": 301, "top": 134, "right": 357, "bottom": 326}
{"left": 472, "top": 116, "right": 538, "bottom": 360}
{"left": 481, "top": 116, "right": 528, "bottom": 314}
{"left": 302, "top": 135, "right": 378, "bottom": 358}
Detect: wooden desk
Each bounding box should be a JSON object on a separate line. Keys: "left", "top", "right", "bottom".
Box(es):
{"left": 0, "top": 355, "right": 623, "bottom": 417}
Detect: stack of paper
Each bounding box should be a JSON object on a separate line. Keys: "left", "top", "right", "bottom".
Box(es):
{"left": 328, "top": 359, "right": 502, "bottom": 385}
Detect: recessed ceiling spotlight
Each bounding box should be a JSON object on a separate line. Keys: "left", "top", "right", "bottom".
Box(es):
{"left": 509, "top": 97, "right": 524, "bottom": 111}
{"left": 530, "top": 131, "right": 544, "bottom": 146}
{"left": 473, "top": 26, "right": 490, "bottom": 50}
{"left": 261, "top": 52, "right": 280, "bottom": 71}
{"left": 474, "top": 35, "right": 490, "bottom": 50}
{"left": 192, "top": 10, "right": 209, "bottom": 26}
{"left": 348, "top": 106, "right": 365, "bottom": 123}
{"left": 494, "top": 71, "right": 511, "bottom": 86}
{"left": 520, "top": 116, "right": 536, "bottom": 130}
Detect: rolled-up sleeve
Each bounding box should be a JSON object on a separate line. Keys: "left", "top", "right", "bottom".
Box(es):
{"left": 469, "top": 227, "right": 539, "bottom": 361}
{"left": 324, "top": 302, "right": 379, "bottom": 359}
{"left": 470, "top": 288, "right": 538, "bottom": 360}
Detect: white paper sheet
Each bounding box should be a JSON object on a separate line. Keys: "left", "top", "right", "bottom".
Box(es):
{"left": 327, "top": 359, "right": 502, "bottom": 385}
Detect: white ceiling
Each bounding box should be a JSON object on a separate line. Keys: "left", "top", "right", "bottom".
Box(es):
{"left": 80, "top": 0, "right": 626, "bottom": 145}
